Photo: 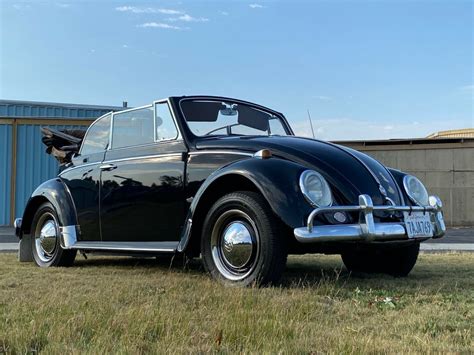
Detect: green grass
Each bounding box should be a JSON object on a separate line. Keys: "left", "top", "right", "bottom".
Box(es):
{"left": 0, "top": 252, "right": 473, "bottom": 353}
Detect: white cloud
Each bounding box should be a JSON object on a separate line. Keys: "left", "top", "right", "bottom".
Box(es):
{"left": 137, "top": 22, "right": 183, "bottom": 30}
{"left": 249, "top": 4, "right": 264, "bottom": 9}
{"left": 116, "top": 6, "right": 182, "bottom": 15}
{"left": 220, "top": 11, "right": 229, "bottom": 16}
{"left": 158, "top": 8, "right": 183, "bottom": 15}
{"left": 122, "top": 44, "right": 129, "bottom": 48}
{"left": 168, "top": 14, "right": 209, "bottom": 22}
{"left": 56, "top": 3, "right": 70, "bottom": 8}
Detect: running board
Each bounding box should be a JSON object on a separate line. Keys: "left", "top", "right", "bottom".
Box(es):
{"left": 71, "top": 241, "right": 178, "bottom": 253}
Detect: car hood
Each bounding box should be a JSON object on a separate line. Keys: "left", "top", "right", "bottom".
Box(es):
{"left": 195, "top": 135, "right": 402, "bottom": 206}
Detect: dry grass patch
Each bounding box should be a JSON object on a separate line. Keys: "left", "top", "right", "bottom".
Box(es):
{"left": 0, "top": 252, "right": 473, "bottom": 353}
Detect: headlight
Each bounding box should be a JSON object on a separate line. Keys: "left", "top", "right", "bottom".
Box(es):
{"left": 299, "top": 170, "right": 333, "bottom": 207}
{"left": 403, "top": 175, "right": 429, "bottom": 206}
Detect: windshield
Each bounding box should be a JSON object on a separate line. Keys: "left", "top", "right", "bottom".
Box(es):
{"left": 180, "top": 99, "right": 290, "bottom": 137}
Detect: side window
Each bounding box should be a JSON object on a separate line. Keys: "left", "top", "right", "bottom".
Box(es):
{"left": 112, "top": 106, "right": 154, "bottom": 149}
{"left": 155, "top": 102, "right": 178, "bottom": 141}
{"left": 80, "top": 114, "right": 111, "bottom": 155}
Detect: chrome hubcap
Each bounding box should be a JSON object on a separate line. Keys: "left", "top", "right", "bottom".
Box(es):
{"left": 211, "top": 210, "right": 259, "bottom": 281}
{"left": 34, "top": 213, "right": 58, "bottom": 262}
{"left": 221, "top": 222, "right": 254, "bottom": 269}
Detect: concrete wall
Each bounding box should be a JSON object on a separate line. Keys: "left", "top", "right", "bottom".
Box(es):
{"left": 338, "top": 141, "right": 474, "bottom": 227}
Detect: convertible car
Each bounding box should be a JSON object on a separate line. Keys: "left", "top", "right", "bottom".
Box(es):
{"left": 15, "top": 96, "right": 445, "bottom": 286}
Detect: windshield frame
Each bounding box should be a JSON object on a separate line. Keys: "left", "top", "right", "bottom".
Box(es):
{"left": 177, "top": 96, "right": 294, "bottom": 139}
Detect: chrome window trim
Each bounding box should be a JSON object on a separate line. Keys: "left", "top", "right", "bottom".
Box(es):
{"left": 177, "top": 96, "right": 294, "bottom": 138}
{"left": 79, "top": 112, "right": 112, "bottom": 155}
{"left": 106, "top": 99, "right": 182, "bottom": 150}
{"left": 109, "top": 104, "right": 154, "bottom": 150}
{"left": 153, "top": 99, "right": 181, "bottom": 142}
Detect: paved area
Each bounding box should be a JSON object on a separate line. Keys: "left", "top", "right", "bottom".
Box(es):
{"left": 1, "top": 226, "right": 473, "bottom": 252}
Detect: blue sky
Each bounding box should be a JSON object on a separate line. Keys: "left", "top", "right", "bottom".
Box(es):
{"left": 1, "top": 0, "right": 472, "bottom": 140}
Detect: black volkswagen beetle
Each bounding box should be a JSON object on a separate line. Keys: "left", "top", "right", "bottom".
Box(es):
{"left": 15, "top": 96, "right": 446, "bottom": 286}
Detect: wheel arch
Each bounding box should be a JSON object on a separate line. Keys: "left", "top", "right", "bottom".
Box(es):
{"left": 178, "top": 157, "right": 312, "bottom": 254}
{"left": 20, "top": 178, "right": 78, "bottom": 236}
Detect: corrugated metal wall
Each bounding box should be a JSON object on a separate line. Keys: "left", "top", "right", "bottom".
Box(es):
{"left": 0, "top": 99, "right": 124, "bottom": 225}
{"left": 0, "top": 125, "right": 12, "bottom": 225}
{"left": 0, "top": 103, "right": 113, "bottom": 118}
{"left": 14, "top": 124, "right": 87, "bottom": 219}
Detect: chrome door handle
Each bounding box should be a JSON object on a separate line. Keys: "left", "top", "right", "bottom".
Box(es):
{"left": 99, "top": 163, "right": 117, "bottom": 171}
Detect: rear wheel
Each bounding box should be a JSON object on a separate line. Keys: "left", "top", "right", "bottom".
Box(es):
{"left": 201, "top": 191, "right": 287, "bottom": 286}
{"left": 341, "top": 242, "right": 420, "bottom": 277}
{"left": 31, "top": 202, "right": 76, "bottom": 267}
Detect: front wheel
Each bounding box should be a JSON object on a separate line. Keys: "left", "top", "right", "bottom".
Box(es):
{"left": 341, "top": 242, "right": 420, "bottom": 277}
{"left": 201, "top": 191, "right": 287, "bottom": 286}
{"left": 31, "top": 202, "right": 76, "bottom": 267}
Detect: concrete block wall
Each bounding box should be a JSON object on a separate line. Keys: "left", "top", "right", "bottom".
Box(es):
{"left": 339, "top": 142, "right": 474, "bottom": 227}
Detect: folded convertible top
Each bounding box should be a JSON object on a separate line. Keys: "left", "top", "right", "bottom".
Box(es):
{"left": 41, "top": 127, "right": 87, "bottom": 165}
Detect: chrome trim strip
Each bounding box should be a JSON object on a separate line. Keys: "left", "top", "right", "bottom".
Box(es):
{"left": 189, "top": 150, "right": 253, "bottom": 157}
{"left": 71, "top": 241, "right": 178, "bottom": 252}
{"left": 59, "top": 153, "right": 184, "bottom": 175}
{"left": 58, "top": 161, "right": 101, "bottom": 175}
{"left": 59, "top": 222, "right": 178, "bottom": 252}
{"left": 102, "top": 152, "right": 183, "bottom": 164}
{"left": 331, "top": 144, "right": 385, "bottom": 192}
{"left": 294, "top": 194, "right": 446, "bottom": 243}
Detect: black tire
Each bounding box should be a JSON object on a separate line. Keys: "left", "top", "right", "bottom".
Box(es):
{"left": 341, "top": 242, "right": 420, "bottom": 277}
{"left": 31, "top": 202, "right": 76, "bottom": 267}
{"left": 201, "top": 191, "right": 287, "bottom": 286}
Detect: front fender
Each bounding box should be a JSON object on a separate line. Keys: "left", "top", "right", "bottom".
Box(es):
{"left": 20, "top": 178, "right": 77, "bottom": 236}
{"left": 178, "top": 157, "right": 312, "bottom": 251}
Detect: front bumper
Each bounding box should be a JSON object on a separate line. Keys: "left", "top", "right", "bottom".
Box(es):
{"left": 294, "top": 194, "right": 445, "bottom": 243}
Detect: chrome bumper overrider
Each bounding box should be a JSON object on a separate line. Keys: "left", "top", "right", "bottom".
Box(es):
{"left": 294, "top": 194, "right": 445, "bottom": 243}
{"left": 14, "top": 218, "right": 22, "bottom": 238}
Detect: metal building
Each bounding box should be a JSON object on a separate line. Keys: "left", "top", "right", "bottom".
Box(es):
{"left": 0, "top": 99, "right": 124, "bottom": 225}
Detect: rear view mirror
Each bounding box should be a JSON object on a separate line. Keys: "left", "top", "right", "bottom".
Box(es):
{"left": 219, "top": 103, "right": 238, "bottom": 116}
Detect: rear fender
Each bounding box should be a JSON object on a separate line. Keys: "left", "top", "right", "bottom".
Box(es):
{"left": 20, "top": 178, "right": 78, "bottom": 242}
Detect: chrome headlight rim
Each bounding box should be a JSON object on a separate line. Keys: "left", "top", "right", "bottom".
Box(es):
{"left": 403, "top": 174, "right": 429, "bottom": 206}
{"left": 299, "top": 170, "right": 333, "bottom": 208}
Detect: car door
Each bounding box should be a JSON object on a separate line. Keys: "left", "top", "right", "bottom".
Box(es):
{"left": 100, "top": 101, "right": 187, "bottom": 243}
{"left": 60, "top": 113, "right": 111, "bottom": 241}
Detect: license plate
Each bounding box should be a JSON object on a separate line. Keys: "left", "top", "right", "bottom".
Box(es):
{"left": 403, "top": 212, "right": 433, "bottom": 239}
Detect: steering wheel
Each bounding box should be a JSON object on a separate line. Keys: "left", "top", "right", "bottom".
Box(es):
{"left": 204, "top": 123, "right": 241, "bottom": 136}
